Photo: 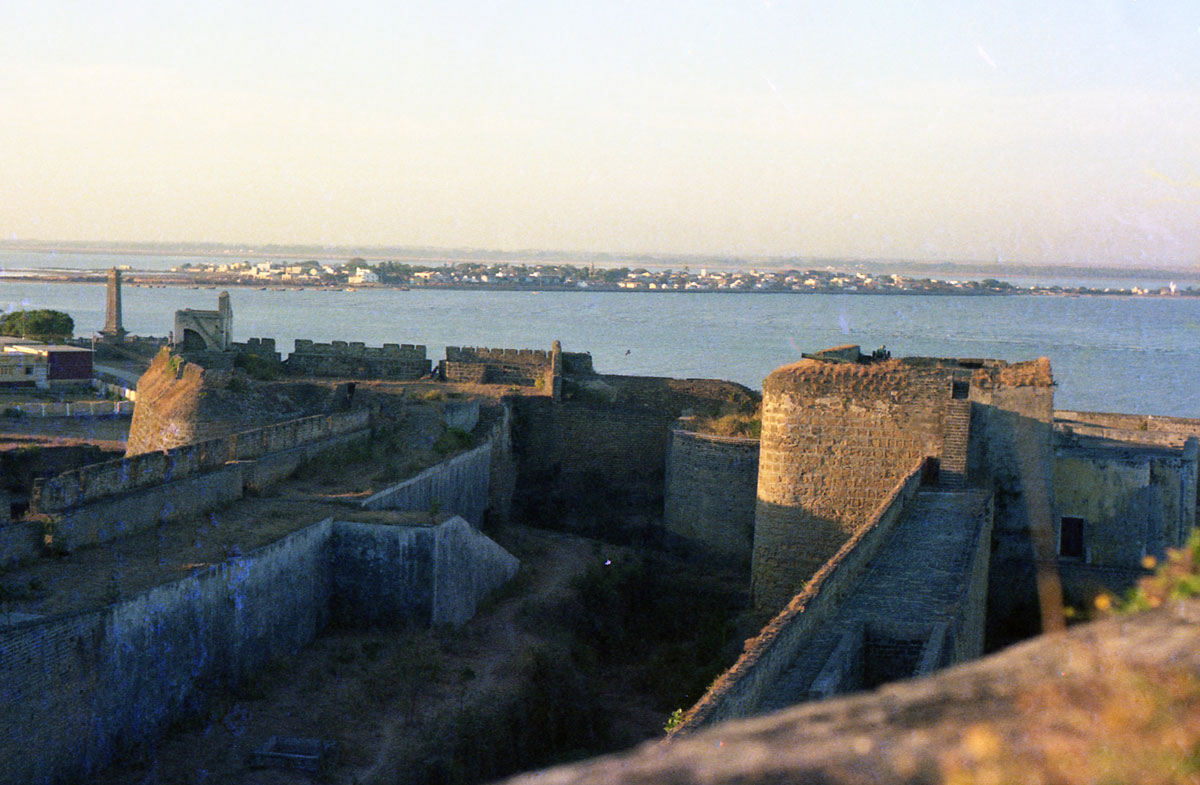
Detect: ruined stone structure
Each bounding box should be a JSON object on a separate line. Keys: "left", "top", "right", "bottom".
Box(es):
{"left": 661, "top": 345, "right": 1197, "bottom": 738}
{"left": 173, "top": 291, "right": 232, "bottom": 353}
{"left": 0, "top": 396, "right": 517, "bottom": 785}
{"left": 99, "top": 267, "right": 125, "bottom": 341}
{"left": 672, "top": 460, "right": 993, "bottom": 730}
{"left": 288, "top": 339, "right": 430, "bottom": 379}
{"left": 513, "top": 374, "right": 759, "bottom": 535}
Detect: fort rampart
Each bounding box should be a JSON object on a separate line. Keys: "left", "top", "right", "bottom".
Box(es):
{"left": 287, "top": 339, "right": 430, "bottom": 379}
{"left": 0, "top": 514, "right": 517, "bottom": 785}
{"left": 442, "top": 346, "right": 552, "bottom": 387}
{"left": 33, "top": 409, "right": 369, "bottom": 513}
{"left": 663, "top": 426, "right": 760, "bottom": 563}
{"left": 333, "top": 517, "right": 519, "bottom": 627}
{"left": 4, "top": 400, "right": 133, "bottom": 418}
{"left": 966, "top": 363, "right": 1056, "bottom": 645}
{"left": 1055, "top": 410, "right": 1200, "bottom": 449}
{"left": 0, "top": 518, "right": 335, "bottom": 785}
{"left": 360, "top": 443, "right": 492, "bottom": 527}
{"left": 673, "top": 459, "right": 929, "bottom": 733}
{"left": 232, "top": 337, "right": 282, "bottom": 364}
{"left": 0, "top": 410, "right": 372, "bottom": 565}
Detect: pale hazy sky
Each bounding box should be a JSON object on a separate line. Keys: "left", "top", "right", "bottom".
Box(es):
{"left": 1, "top": 1, "right": 1198, "bottom": 265}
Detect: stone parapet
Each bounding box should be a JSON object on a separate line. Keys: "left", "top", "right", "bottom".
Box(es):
{"left": 287, "top": 339, "right": 429, "bottom": 379}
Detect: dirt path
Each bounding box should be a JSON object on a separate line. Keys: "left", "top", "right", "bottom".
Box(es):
{"left": 89, "top": 525, "right": 601, "bottom": 785}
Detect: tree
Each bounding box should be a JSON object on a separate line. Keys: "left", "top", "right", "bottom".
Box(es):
{"left": 0, "top": 309, "right": 74, "bottom": 341}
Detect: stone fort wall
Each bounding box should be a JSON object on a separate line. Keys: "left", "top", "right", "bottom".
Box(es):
{"left": 125, "top": 352, "right": 216, "bottom": 454}
{"left": 674, "top": 460, "right": 928, "bottom": 733}
{"left": 442, "top": 346, "right": 551, "bottom": 386}
{"left": 663, "top": 426, "right": 760, "bottom": 564}
{"left": 0, "top": 514, "right": 518, "bottom": 785}
{"left": 287, "top": 339, "right": 431, "bottom": 380}
{"left": 33, "top": 410, "right": 369, "bottom": 513}
{"left": 360, "top": 443, "right": 493, "bottom": 527}
{"left": 512, "top": 375, "right": 757, "bottom": 534}
{"left": 0, "top": 518, "right": 335, "bottom": 785}
{"left": 751, "top": 355, "right": 1055, "bottom": 619}
{"left": 441, "top": 344, "right": 593, "bottom": 387}
{"left": 967, "top": 364, "right": 1056, "bottom": 646}
{"left": 1055, "top": 410, "right": 1200, "bottom": 449}
{"left": 0, "top": 410, "right": 371, "bottom": 561}
{"left": 232, "top": 337, "right": 283, "bottom": 364}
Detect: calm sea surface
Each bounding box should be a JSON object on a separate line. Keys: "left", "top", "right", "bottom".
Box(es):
{"left": 0, "top": 258, "right": 1197, "bottom": 418}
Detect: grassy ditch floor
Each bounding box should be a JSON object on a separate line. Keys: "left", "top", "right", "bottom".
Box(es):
{"left": 89, "top": 524, "right": 752, "bottom": 785}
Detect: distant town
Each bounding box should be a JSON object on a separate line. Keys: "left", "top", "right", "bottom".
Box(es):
{"left": 0, "top": 239, "right": 1195, "bottom": 296}
{"left": 154, "top": 259, "right": 1196, "bottom": 296}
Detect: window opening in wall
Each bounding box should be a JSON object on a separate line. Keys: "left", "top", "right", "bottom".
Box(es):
{"left": 1059, "top": 516, "right": 1085, "bottom": 560}
{"left": 951, "top": 379, "right": 970, "bottom": 399}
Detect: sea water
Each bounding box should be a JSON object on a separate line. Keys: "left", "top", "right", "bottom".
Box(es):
{"left": 0, "top": 272, "right": 1197, "bottom": 418}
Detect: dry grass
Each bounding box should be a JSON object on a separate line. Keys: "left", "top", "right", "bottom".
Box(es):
{"left": 690, "top": 413, "right": 762, "bottom": 438}
{"left": 933, "top": 536, "right": 1200, "bottom": 785}
{"left": 934, "top": 653, "right": 1200, "bottom": 785}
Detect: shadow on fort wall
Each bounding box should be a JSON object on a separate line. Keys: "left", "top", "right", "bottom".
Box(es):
{"left": 750, "top": 501, "right": 851, "bottom": 614}
{"left": 509, "top": 397, "right": 673, "bottom": 544}
{"left": 968, "top": 401, "right": 1063, "bottom": 651}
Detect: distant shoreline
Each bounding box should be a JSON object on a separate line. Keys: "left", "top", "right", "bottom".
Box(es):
{"left": 0, "top": 270, "right": 1194, "bottom": 298}
{"left": 1, "top": 241, "right": 1195, "bottom": 283}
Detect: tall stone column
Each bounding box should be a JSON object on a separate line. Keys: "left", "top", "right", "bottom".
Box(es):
{"left": 101, "top": 267, "right": 126, "bottom": 340}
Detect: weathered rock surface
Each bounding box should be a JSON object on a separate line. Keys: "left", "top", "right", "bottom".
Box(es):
{"left": 498, "top": 601, "right": 1200, "bottom": 785}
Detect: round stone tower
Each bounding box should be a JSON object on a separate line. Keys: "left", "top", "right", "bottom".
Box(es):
{"left": 751, "top": 351, "right": 970, "bottom": 611}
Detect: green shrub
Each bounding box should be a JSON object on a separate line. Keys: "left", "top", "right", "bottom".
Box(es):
{"left": 0, "top": 309, "right": 73, "bottom": 341}
{"left": 1109, "top": 532, "right": 1200, "bottom": 614}
{"left": 433, "top": 427, "right": 474, "bottom": 456}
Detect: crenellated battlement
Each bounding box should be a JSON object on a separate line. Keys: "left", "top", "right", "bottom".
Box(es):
{"left": 445, "top": 346, "right": 551, "bottom": 364}
{"left": 293, "top": 339, "right": 427, "bottom": 359}
{"left": 287, "top": 339, "right": 430, "bottom": 379}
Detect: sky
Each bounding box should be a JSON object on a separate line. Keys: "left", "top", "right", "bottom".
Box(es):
{"left": 0, "top": 1, "right": 1197, "bottom": 266}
